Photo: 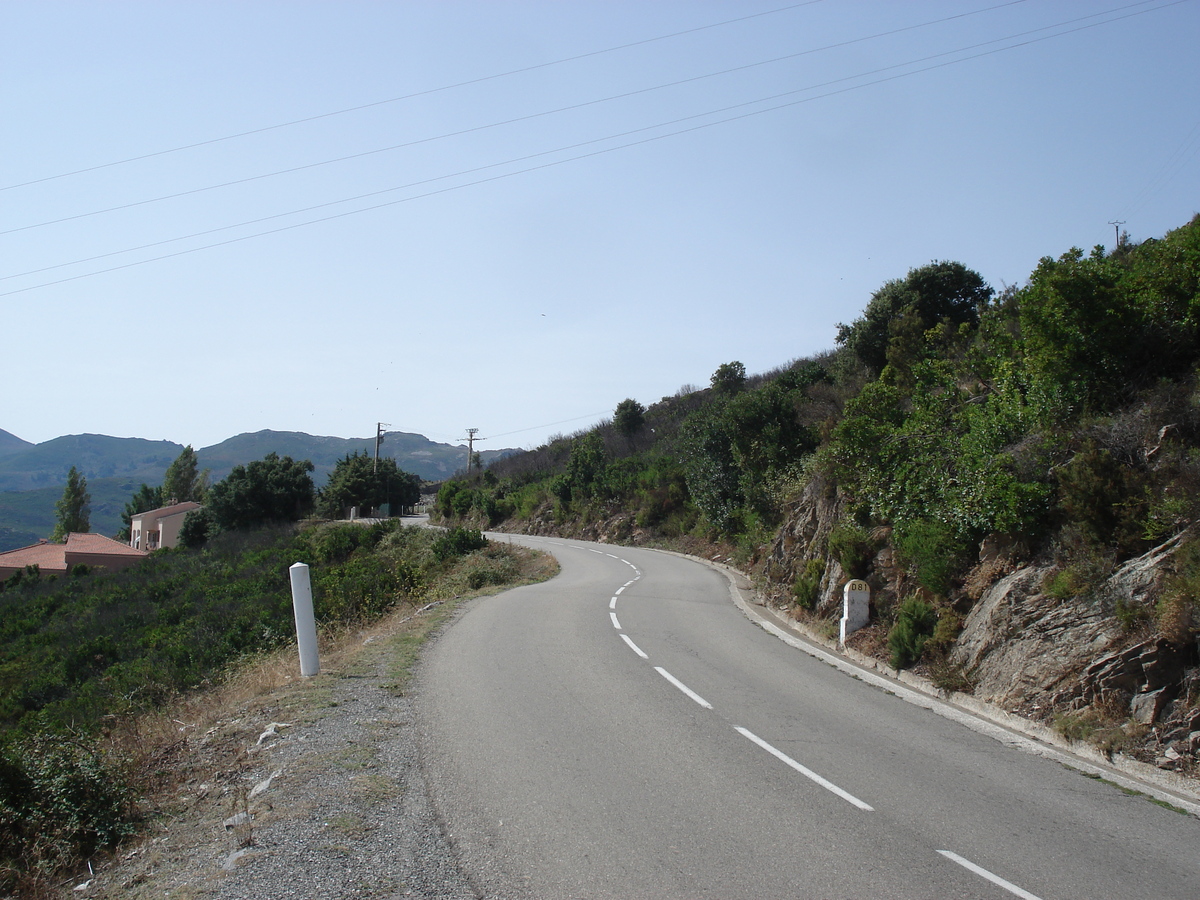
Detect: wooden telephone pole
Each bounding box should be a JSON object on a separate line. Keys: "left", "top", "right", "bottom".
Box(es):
{"left": 374, "top": 422, "right": 390, "bottom": 473}
{"left": 459, "top": 428, "right": 486, "bottom": 473}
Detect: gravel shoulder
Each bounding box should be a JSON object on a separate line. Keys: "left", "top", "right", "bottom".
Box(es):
{"left": 65, "top": 601, "right": 479, "bottom": 900}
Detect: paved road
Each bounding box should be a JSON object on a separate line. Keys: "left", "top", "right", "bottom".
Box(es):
{"left": 417, "top": 535, "right": 1200, "bottom": 899}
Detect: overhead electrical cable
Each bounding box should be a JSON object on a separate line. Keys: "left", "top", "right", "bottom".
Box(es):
{"left": 0, "top": 0, "right": 1036, "bottom": 236}
{"left": 1113, "top": 117, "right": 1200, "bottom": 225}
{"left": 2, "top": 4, "right": 1123, "bottom": 284}
{"left": 1, "top": 0, "right": 1182, "bottom": 297}
{"left": 0, "top": 1, "right": 826, "bottom": 193}
{"left": 480, "top": 413, "right": 616, "bottom": 441}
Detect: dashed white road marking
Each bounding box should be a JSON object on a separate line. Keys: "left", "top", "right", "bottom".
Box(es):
{"left": 735, "top": 727, "right": 874, "bottom": 812}
{"left": 610, "top": 612, "right": 621, "bottom": 630}
{"left": 937, "top": 851, "right": 1044, "bottom": 900}
{"left": 654, "top": 667, "right": 713, "bottom": 709}
{"left": 620, "top": 634, "right": 648, "bottom": 659}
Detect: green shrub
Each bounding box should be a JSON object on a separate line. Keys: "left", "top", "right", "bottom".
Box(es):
{"left": 462, "top": 552, "right": 519, "bottom": 590}
{"left": 1156, "top": 538, "right": 1200, "bottom": 644}
{"left": 792, "top": 559, "right": 826, "bottom": 610}
{"left": 1055, "top": 441, "right": 1148, "bottom": 556}
{"left": 0, "top": 733, "right": 136, "bottom": 881}
{"left": 828, "top": 523, "right": 875, "bottom": 579}
{"left": 893, "top": 519, "right": 965, "bottom": 597}
{"left": 302, "top": 522, "right": 379, "bottom": 564}
{"left": 887, "top": 596, "right": 938, "bottom": 669}
{"left": 313, "top": 556, "right": 421, "bottom": 623}
{"left": 432, "top": 527, "right": 488, "bottom": 562}
{"left": 451, "top": 489, "right": 476, "bottom": 518}
{"left": 925, "top": 608, "right": 964, "bottom": 656}
{"left": 1043, "top": 537, "right": 1114, "bottom": 602}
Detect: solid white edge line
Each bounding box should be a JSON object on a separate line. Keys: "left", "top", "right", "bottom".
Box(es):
{"left": 937, "top": 851, "right": 1044, "bottom": 900}
{"left": 735, "top": 726, "right": 874, "bottom": 811}
{"left": 654, "top": 666, "right": 713, "bottom": 709}
{"left": 610, "top": 611, "right": 621, "bottom": 629}
{"left": 620, "top": 633, "right": 648, "bottom": 659}
{"left": 727, "top": 599, "right": 1200, "bottom": 816}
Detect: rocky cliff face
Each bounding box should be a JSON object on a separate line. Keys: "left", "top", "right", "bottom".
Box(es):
{"left": 761, "top": 472, "right": 849, "bottom": 613}
{"left": 951, "top": 533, "right": 1188, "bottom": 708}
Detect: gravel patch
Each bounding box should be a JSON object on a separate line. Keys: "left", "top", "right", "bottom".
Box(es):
{"left": 70, "top": 621, "right": 478, "bottom": 900}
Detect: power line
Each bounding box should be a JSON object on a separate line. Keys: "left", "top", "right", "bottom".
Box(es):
{"left": 1, "top": 0, "right": 1182, "bottom": 297}
{"left": 486, "top": 412, "right": 614, "bottom": 441}
{"left": 0, "top": 2, "right": 825, "bottom": 193}
{"left": 1112, "top": 117, "right": 1200, "bottom": 226}
{"left": 0, "top": 0, "right": 1032, "bottom": 237}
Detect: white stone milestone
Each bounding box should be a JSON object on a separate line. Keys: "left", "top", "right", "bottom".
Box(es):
{"left": 840, "top": 579, "right": 870, "bottom": 645}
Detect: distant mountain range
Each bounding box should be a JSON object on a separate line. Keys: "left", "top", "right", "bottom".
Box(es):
{"left": 0, "top": 428, "right": 516, "bottom": 551}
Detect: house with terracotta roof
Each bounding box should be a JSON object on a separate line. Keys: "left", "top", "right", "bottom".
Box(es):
{"left": 129, "top": 501, "right": 202, "bottom": 551}
{"left": 0, "top": 533, "right": 149, "bottom": 582}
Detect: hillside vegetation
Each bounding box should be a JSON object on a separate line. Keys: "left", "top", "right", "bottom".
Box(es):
{"left": 0, "top": 430, "right": 518, "bottom": 551}
{"left": 0, "top": 518, "right": 540, "bottom": 891}
{"left": 437, "top": 215, "right": 1200, "bottom": 766}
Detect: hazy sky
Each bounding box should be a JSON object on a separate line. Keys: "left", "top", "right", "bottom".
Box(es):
{"left": 3, "top": 1, "right": 1198, "bottom": 452}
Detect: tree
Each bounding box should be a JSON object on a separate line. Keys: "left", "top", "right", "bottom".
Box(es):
{"left": 178, "top": 507, "right": 216, "bottom": 548}
{"left": 710, "top": 361, "right": 747, "bottom": 395}
{"left": 566, "top": 431, "right": 607, "bottom": 500}
{"left": 613, "top": 399, "right": 646, "bottom": 437}
{"left": 317, "top": 452, "right": 420, "bottom": 519}
{"left": 836, "top": 261, "right": 992, "bottom": 373}
{"left": 206, "top": 453, "right": 315, "bottom": 531}
{"left": 52, "top": 466, "right": 90, "bottom": 541}
{"left": 161, "top": 445, "right": 208, "bottom": 504}
{"left": 679, "top": 402, "right": 742, "bottom": 532}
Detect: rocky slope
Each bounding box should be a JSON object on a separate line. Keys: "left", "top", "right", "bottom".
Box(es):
{"left": 757, "top": 473, "right": 1200, "bottom": 781}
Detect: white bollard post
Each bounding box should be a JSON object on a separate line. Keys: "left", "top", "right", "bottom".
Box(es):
{"left": 289, "top": 562, "right": 320, "bottom": 676}
{"left": 839, "top": 579, "right": 871, "bottom": 646}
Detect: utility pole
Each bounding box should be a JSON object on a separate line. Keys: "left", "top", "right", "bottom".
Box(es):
{"left": 459, "top": 428, "right": 486, "bottom": 473}
{"left": 1109, "top": 220, "right": 1126, "bottom": 250}
{"left": 374, "top": 422, "right": 390, "bottom": 473}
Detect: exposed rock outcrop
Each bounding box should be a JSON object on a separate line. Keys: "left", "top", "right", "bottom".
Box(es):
{"left": 760, "top": 473, "right": 847, "bottom": 612}
{"left": 950, "top": 564, "right": 1122, "bottom": 706}
{"left": 950, "top": 532, "right": 1194, "bottom": 712}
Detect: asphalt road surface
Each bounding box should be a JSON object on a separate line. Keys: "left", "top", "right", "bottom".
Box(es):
{"left": 417, "top": 535, "right": 1200, "bottom": 899}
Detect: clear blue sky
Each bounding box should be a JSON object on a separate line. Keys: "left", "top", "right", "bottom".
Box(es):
{"left": 3, "top": 1, "right": 1197, "bottom": 452}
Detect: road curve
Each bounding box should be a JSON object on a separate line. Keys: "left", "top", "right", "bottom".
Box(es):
{"left": 416, "top": 535, "right": 1200, "bottom": 899}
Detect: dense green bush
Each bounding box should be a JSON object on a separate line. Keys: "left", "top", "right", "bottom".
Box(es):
{"left": 1055, "top": 440, "right": 1148, "bottom": 555}
{"left": 828, "top": 523, "right": 875, "bottom": 580}
{"left": 0, "top": 733, "right": 136, "bottom": 881}
{"left": 893, "top": 519, "right": 966, "bottom": 597}
{"left": 887, "top": 597, "right": 938, "bottom": 669}
{"left": 432, "top": 527, "right": 488, "bottom": 562}
{"left": 206, "top": 453, "right": 315, "bottom": 532}
{"left": 792, "top": 559, "right": 825, "bottom": 609}
{"left": 317, "top": 452, "right": 420, "bottom": 519}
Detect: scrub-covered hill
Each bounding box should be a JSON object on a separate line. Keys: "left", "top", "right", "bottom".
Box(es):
{"left": 437, "top": 214, "right": 1200, "bottom": 777}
